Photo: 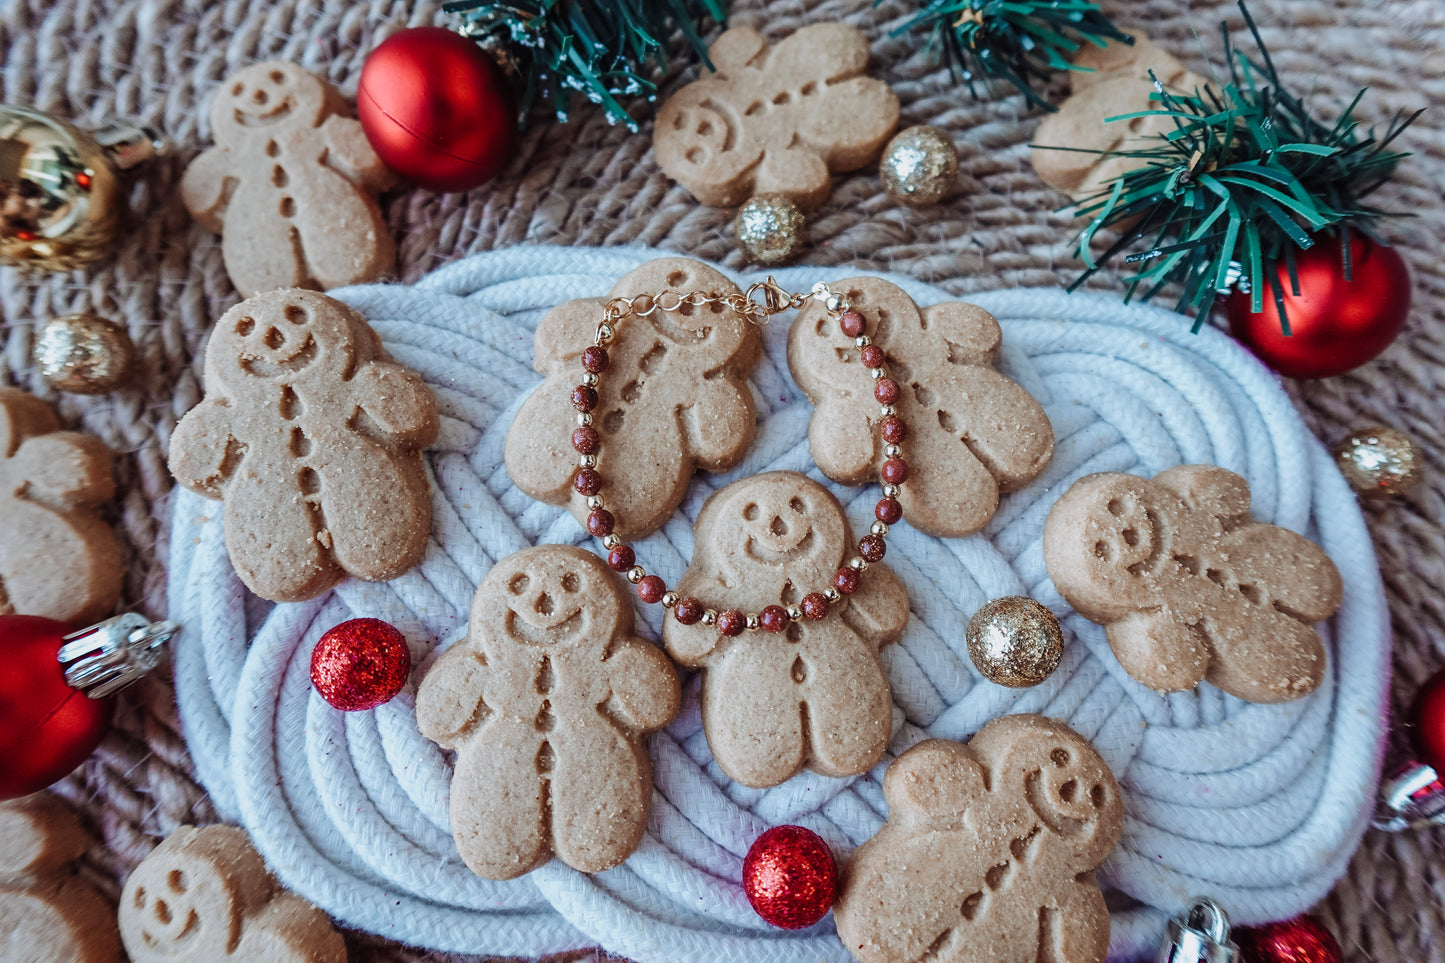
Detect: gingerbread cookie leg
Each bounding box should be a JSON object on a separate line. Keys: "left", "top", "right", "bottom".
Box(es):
{"left": 796, "top": 643, "right": 893, "bottom": 779}
{"left": 449, "top": 731, "right": 550, "bottom": 879}
{"left": 702, "top": 642, "right": 809, "bottom": 788}
{"left": 550, "top": 724, "right": 653, "bottom": 873}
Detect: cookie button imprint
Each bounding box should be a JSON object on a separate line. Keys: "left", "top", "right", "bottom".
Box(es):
{"left": 789, "top": 277, "right": 1053, "bottom": 538}
{"left": 119, "top": 825, "right": 345, "bottom": 963}
{"left": 0, "top": 388, "right": 122, "bottom": 625}
{"left": 506, "top": 257, "right": 763, "bottom": 541}
{"left": 0, "top": 793, "right": 121, "bottom": 963}
{"left": 181, "top": 61, "right": 396, "bottom": 298}
{"left": 654, "top": 23, "right": 899, "bottom": 211}
{"left": 168, "top": 288, "right": 439, "bottom": 603}
{"left": 416, "top": 545, "right": 680, "bottom": 880}
{"left": 664, "top": 472, "right": 910, "bottom": 788}
{"left": 1043, "top": 465, "right": 1343, "bottom": 702}
{"left": 835, "top": 715, "right": 1123, "bottom": 963}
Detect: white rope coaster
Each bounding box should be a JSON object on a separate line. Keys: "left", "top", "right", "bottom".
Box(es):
{"left": 166, "top": 245, "right": 1390, "bottom": 962}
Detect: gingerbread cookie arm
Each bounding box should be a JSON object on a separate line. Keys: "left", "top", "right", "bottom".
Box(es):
{"left": 840, "top": 561, "right": 909, "bottom": 649}
{"left": 1228, "top": 525, "right": 1343, "bottom": 623}
{"left": 505, "top": 379, "right": 588, "bottom": 503}
{"left": 349, "top": 363, "right": 440, "bottom": 448}
{"left": 681, "top": 377, "right": 757, "bottom": 471}
{"left": 1109, "top": 609, "right": 1210, "bottom": 693}
{"left": 0, "top": 498, "right": 123, "bottom": 625}
{"left": 602, "top": 639, "right": 680, "bottom": 732}
{"left": 15, "top": 432, "right": 115, "bottom": 509}
{"left": 1153, "top": 464, "right": 1251, "bottom": 523}
{"left": 179, "top": 145, "right": 235, "bottom": 233}
{"left": 880, "top": 737, "right": 985, "bottom": 823}
{"left": 533, "top": 298, "right": 603, "bottom": 369}
{"left": 661, "top": 572, "right": 732, "bottom": 665}
{"left": 237, "top": 892, "right": 347, "bottom": 961}
{"left": 415, "top": 645, "right": 491, "bottom": 749}
{"left": 320, "top": 114, "right": 396, "bottom": 193}
{"left": 0, "top": 795, "right": 87, "bottom": 883}
{"left": 0, "top": 388, "right": 61, "bottom": 449}
{"left": 168, "top": 400, "right": 241, "bottom": 499}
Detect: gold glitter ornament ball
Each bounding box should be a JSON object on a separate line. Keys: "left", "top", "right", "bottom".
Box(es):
{"left": 879, "top": 125, "right": 958, "bottom": 207}
{"left": 967, "top": 596, "right": 1064, "bottom": 687}
{"left": 733, "top": 193, "right": 806, "bottom": 265}
{"left": 34, "top": 313, "right": 135, "bottom": 394}
{"left": 1333, "top": 425, "right": 1423, "bottom": 497}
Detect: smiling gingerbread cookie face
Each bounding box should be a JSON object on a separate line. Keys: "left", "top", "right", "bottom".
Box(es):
{"left": 417, "top": 546, "right": 679, "bottom": 879}
{"left": 211, "top": 62, "right": 330, "bottom": 139}
{"left": 727, "top": 476, "right": 844, "bottom": 577}
{"left": 119, "top": 825, "right": 345, "bottom": 962}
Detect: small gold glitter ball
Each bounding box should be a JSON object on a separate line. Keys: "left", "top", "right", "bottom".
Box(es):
{"left": 879, "top": 125, "right": 958, "bottom": 207}
{"left": 1333, "top": 425, "right": 1423, "bottom": 497}
{"left": 733, "top": 193, "right": 806, "bottom": 265}
{"left": 967, "top": 596, "right": 1064, "bottom": 688}
{"left": 34, "top": 313, "right": 135, "bottom": 394}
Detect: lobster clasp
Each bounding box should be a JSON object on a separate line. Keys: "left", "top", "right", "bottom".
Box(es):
{"left": 742, "top": 277, "right": 802, "bottom": 323}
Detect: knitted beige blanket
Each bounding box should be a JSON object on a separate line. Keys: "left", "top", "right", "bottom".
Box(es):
{"left": 1, "top": 0, "right": 1440, "bottom": 959}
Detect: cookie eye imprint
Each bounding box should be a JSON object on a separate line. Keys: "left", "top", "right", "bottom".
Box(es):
{"left": 562, "top": 573, "right": 580, "bottom": 593}
{"left": 743, "top": 503, "right": 760, "bottom": 521}
{"left": 509, "top": 572, "right": 530, "bottom": 595}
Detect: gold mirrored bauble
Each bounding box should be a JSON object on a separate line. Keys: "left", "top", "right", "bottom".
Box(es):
{"left": 34, "top": 314, "right": 136, "bottom": 394}
{"left": 879, "top": 125, "right": 958, "bottom": 207}
{"left": 967, "top": 596, "right": 1064, "bottom": 687}
{"left": 733, "top": 193, "right": 806, "bottom": 265}
{"left": 0, "top": 105, "right": 161, "bottom": 271}
{"left": 1333, "top": 426, "right": 1423, "bottom": 497}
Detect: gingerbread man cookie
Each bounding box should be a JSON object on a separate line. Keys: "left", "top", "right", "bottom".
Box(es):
{"left": 1032, "top": 34, "right": 1207, "bottom": 201}
{"left": 654, "top": 24, "right": 899, "bottom": 210}
{"left": 663, "top": 472, "right": 910, "bottom": 788}
{"left": 182, "top": 61, "right": 395, "bottom": 297}
{"left": 119, "top": 825, "right": 345, "bottom": 962}
{"left": 169, "top": 288, "right": 439, "bottom": 603}
{"left": 789, "top": 277, "right": 1053, "bottom": 538}
{"left": 0, "top": 388, "right": 121, "bottom": 624}
{"left": 416, "top": 545, "right": 680, "bottom": 879}
{"left": 506, "top": 257, "right": 762, "bottom": 541}
{"left": 835, "top": 715, "right": 1123, "bottom": 963}
{"left": 1043, "top": 465, "right": 1342, "bottom": 702}
{"left": 0, "top": 793, "right": 119, "bottom": 963}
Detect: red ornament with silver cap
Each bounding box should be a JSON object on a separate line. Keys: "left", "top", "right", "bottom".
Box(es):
{"left": 0, "top": 612, "right": 178, "bottom": 800}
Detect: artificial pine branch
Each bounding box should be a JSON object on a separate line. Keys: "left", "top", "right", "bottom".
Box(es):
{"left": 886, "top": 0, "right": 1133, "bottom": 110}
{"left": 444, "top": 0, "right": 728, "bottom": 131}
{"left": 1050, "top": 1, "right": 1421, "bottom": 325}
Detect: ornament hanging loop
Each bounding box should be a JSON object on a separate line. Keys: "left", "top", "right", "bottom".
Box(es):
{"left": 1372, "top": 760, "right": 1445, "bottom": 832}
{"left": 57, "top": 613, "right": 179, "bottom": 699}
{"left": 1157, "top": 897, "right": 1240, "bottom": 963}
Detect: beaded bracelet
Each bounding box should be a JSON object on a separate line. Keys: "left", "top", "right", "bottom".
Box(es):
{"left": 566, "top": 278, "right": 908, "bottom": 637}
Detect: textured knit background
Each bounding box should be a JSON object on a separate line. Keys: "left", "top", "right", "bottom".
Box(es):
{"left": 0, "top": 0, "right": 1440, "bottom": 960}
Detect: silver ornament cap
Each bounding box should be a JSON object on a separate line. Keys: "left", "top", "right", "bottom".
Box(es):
{"left": 880, "top": 125, "right": 959, "bottom": 207}
{"left": 34, "top": 313, "right": 136, "bottom": 394}
{"left": 1157, "top": 898, "right": 1240, "bottom": 963}
{"left": 1372, "top": 760, "right": 1445, "bottom": 832}
{"left": 56, "top": 613, "right": 179, "bottom": 699}
{"left": 733, "top": 193, "right": 806, "bottom": 265}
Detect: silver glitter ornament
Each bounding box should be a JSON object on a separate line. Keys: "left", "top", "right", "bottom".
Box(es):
{"left": 0, "top": 105, "right": 162, "bottom": 271}
{"left": 733, "top": 193, "right": 806, "bottom": 265}
{"left": 967, "top": 596, "right": 1064, "bottom": 687}
{"left": 34, "top": 313, "right": 135, "bottom": 394}
{"left": 879, "top": 126, "right": 958, "bottom": 207}
{"left": 1333, "top": 425, "right": 1423, "bottom": 497}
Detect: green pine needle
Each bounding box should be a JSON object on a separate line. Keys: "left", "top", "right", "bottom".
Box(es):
{"left": 444, "top": 0, "right": 728, "bottom": 131}
{"left": 886, "top": 0, "right": 1133, "bottom": 110}
{"left": 1048, "top": 1, "right": 1421, "bottom": 323}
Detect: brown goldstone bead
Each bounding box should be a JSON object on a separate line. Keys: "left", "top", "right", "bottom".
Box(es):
{"left": 637, "top": 575, "right": 666, "bottom": 604}
{"left": 717, "top": 610, "right": 745, "bottom": 637}
{"left": 587, "top": 509, "right": 615, "bottom": 537}
{"left": 674, "top": 597, "right": 704, "bottom": 625}
{"left": 571, "top": 385, "right": 598, "bottom": 411}
{"left": 839, "top": 311, "right": 866, "bottom": 338}
{"left": 608, "top": 545, "right": 636, "bottom": 572}
{"left": 874, "top": 378, "right": 900, "bottom": 405}
{"left": 574, "top": 468, "right": 602, "bottom": 496}
{"left": 801, "top": 593, "right": 829, "bottom": 620}
{"left": 876, "top": 498, "right": 902, "bottom": 524}
{"left": 860, "top": 344, "right": 885, "bottom": 368}
{"left": 881, "top": 458, "right": 909, "bottom": 486}
{"left": 881, "top": 416, "right": 907, "bottom": 444}
{"left": 581, "top": 346, "right": 609, "bottom": 373}
{"left": 834, "top": 567, "right": 861, "bottom": 595}
{"left": 572, "top": 426, "right": 600, "bottom": 454}
{"left": 760, "top": 605, "right": 788, "bottom": 633}
{"left": 859, "top": 534, "right": 887, "bottom": 562}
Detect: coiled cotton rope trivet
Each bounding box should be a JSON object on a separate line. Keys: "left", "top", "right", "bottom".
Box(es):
{"left": 166, "top": 245, "right": 1390, "bottom": 962}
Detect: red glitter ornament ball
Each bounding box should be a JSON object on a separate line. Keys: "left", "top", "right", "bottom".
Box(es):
{"left": 1409, "top": 667, "right": 1445, "bottom": 774}
{"left": 1234, "top": 915, "right": 1342, "bottom": 963}
{"left": 357, "top": 27, "right": 516, "bottom": 193}
{"left": 742, "top": 825, "right": 837, "bottom": 929}
{"left": 1225, "top": 233, "right": 1411, "bottom": 379}
{"left": 310, "top": 618, "right": 411, "bottom": 712}
{"left": 0, "top": 615, "right": 112, "bottom": 800}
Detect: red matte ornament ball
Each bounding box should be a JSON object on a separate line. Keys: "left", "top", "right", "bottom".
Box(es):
{"left": 742, "top": 825, "right": 837, "bottom": 929}
{"left": 1234, "top": 915, "right": 1342, "bottom": 963}
{"left": 357, "top": 27, "right": 517, "bottom": 193}
{"left": 1409, "top": 667, "right": 1445, "bottom": 774}
{"left": 1225, "top": 233, "right": 1411, "bottom": 379}
{"left": 310, "top": 618, "right": 411, "bottom": 712}
{"left": 0, "top": 615, "right": 113, "bottom": 801}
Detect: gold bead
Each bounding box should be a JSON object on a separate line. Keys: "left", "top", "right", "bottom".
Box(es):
{"left": 1333, "top": 426, "right": 1423, "bottom": 497}
{"left": 966, "top": 596, "right": 1063, "bottom": 688}
{"left": 34, "top": 313, "right": 135, "bottom": 394}
{"left": 879, "top": 125, "right": 958, "bottom": 207}
{"left": 733, "top": 193, "right": 806, "bottom": 266}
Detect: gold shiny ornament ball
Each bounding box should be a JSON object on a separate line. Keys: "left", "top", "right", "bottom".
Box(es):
{"left": 1333, "top": 426, "right": 1423, "bottom": 497}
{"left": 967, "top": 596, "right": 1064, "bottom": 688}
{"left": 34, "top": 314, "right": 135, "bottom": 394}
{"left": 733, "top": 193, "right": 806, "bottom": 265}
{"left": 879, "top": 125, "right": 958, "bottom": 207}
